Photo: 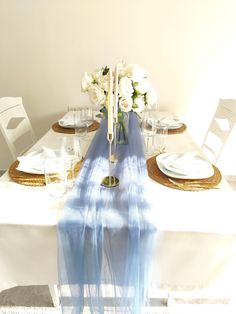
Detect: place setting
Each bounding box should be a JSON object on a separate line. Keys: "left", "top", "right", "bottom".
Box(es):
{"left": 52, "top": 107, "right": 100, "bottom": 134}
{"left": 8, "top": 137, "right": 83, "bottom": 192}
{"left": 156, "top": 115, "right": 187, "bottom": 134}
{"left": 143, "top": 113, "right": 187, "bottom": 135}
{"left": 147, "top": 151, "right": 222, "bottom": 191}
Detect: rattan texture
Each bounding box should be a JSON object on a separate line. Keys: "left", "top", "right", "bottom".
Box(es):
{"left": 52, "top": 120, "right": 100, "bottom": 134}
{"left": 8, "top": 160, "right": 45, "bottom": 186}
{"left": 146, "top": 155, "right": 221, "bottom": 191}
{"left": 167, "top": 123, "right": 187, "bottom": 134}
{"left": 9, "top": 160, "right": 83, "bottom": 186}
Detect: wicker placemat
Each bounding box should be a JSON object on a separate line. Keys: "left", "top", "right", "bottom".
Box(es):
{"left": 52, "top": 120, "right": 100, "bottom": 134}
{"left": 8, "top": 160, "right": 45, "bottom": 186}
{"left": 147, "top": 155, "right": 221, "bottom": 191}
{"left": 8, "top": 160, "right": 83, "bottom": 187}
{"left": 168, "top": 123, "right": 187, "bottom": 134}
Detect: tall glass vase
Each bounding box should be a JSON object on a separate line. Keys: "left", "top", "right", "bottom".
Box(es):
{"left": 116, "top": 112, "right": 129, "bottom": 145}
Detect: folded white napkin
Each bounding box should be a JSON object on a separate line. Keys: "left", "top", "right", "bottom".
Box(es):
{"left": 159, "top": 116, "right": 181, "bottom": 127}
{"left": 59, "top": 112, "right": 94, "bottom": 128}
{"left": 163, "top": 152, "right": 212, "bottom": 176}
{"left": 59, "top": 112, "right": 75, "bottom": 127}
{"left": 17, "top": 147, "right": 58, "bottom": 174}
{"left": 166, "top": 152, "right": 199, "bottom": 174}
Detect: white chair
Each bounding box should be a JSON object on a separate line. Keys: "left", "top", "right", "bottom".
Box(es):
{"left": 201, "top": 98, "right": 236, "bottom": 190}
{"left": 0, "top": 97, "right": 35, "bottom": 160}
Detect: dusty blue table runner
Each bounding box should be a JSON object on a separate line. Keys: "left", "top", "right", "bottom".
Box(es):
{"left": 58, "top": 113, "right": 158, "bottom": 313}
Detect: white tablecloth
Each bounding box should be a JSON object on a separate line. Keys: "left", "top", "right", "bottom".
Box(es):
{"left": 0, "top": 123, "right": 236, "bottom": 296}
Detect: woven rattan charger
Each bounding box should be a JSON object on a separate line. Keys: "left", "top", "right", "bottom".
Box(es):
{"left": 167, "top": 123, "right": 186, "bottom": 134}
{"left": 147, "top": 155, "right": 221, "bottom": 191}
{"left": 9, "top": 160, "right": 83, "bottom": 187}
{"left": 52, "top": 120, "right": 100, "bottom": 134}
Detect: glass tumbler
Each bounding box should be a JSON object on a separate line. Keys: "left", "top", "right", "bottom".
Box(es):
{"left": 155, "top": 123, "right": 168, "bottom": 154}
{"left": 44, "top": 157, "right": 67, "bottom": 198}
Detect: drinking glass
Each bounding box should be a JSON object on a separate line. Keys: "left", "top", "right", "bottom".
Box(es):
{"left": 44, "top": 157, "right": 67, "bottom": 198}
{"left": 141, "top": 116, "right": 157, "bottom": 156}
{"left": 60, "top": 136, "right": 81, "bottom": 188}
{"left": 73, "top": 108, "right": 89, "bottom": 138}
{"left": 154, "top": 122, "right": 168, "bottom": 154}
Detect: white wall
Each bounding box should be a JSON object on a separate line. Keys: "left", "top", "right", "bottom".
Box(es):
{"left": 1, "top": 0, "right": 236, "bottom": 169}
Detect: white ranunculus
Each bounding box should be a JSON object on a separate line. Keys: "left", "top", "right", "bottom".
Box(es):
{"left": 124, "top": 64, "right": 147, "bottom": 82}
{"left": 133, "top": 96, "right": 145, "bottom": 114}
{"left": 99, "top": 73, "right": 109, "bottom": 92}
{"left": 81, "top": 72, "right": 93, "bottom": 92}
{"left": 117, "top": 61, "right": 126, "bottom": 78}
{"left": 119, "top": 77, "right": 134, "bottom": 99}
{"left": 134, "top": 79, "right": 150, "bottom": 94}
{"left": 88, "top": 85, "right": 106, "bottom": 106}
{"left": 92, "top": 69, "right": 103, "bottom": 83}
{"left": 119, "top": 97, "right": 133, "bottom": 112}
{"left": 146, "top": 87, "right": 158, "bottom": 107}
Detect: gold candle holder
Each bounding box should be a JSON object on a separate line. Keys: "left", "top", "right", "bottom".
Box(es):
{"left": 101, "top": 133, "right": 119, "bottom": 188}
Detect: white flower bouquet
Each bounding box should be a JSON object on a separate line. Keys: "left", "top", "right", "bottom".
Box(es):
{"left": 81, "top": 62, "right": 157, "bottom": 115}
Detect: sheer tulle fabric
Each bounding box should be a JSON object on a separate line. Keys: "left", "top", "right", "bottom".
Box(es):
{"left": 58, "top": 113, "right": 158, "bottom": 313}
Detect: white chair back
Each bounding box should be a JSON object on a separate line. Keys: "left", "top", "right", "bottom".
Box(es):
{"left": 201, "top": 98, "right": 236, "bottom": 179}
{"left": 0, "top": 97, "right": 35, "bottom": 159}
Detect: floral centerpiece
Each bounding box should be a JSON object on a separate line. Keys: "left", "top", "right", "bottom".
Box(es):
{"left": 81, "top": 62, "right": 157, "bottom": 144}
{"left": 81, "top": 62, "right": 157, "bottom": 115}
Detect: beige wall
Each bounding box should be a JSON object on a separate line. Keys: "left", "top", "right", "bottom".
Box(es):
{"left": 1, "top": 0, "right": 236, "bottom": 169}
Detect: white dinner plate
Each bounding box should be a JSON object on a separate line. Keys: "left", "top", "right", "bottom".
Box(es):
{"left": 148, "top": 119, "right": 183, "bottom": 130}
{"left": 16, "top": 164, "right": 45, "bottom": 175}
{"left": 156, "top": 152, "right": 214, "bottom": 179}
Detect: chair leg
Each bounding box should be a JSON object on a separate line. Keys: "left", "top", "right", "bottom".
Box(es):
{"left": 49, "top": 284, "right": 60, "bottom": 307}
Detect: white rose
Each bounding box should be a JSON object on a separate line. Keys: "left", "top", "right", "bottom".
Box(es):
{"left": 119, "top": 97, "right": 133, "bottom": 112}
{"left": 124, "top": 64, "right": 147, "bottom": 82}
{"left": 146, "top": 87, "right": 158, "bottom": 107}
{"left": 119, "top": 77, "right": 134, "bottom": 99}
{"left": 134, "top": 79, "right": 150, "bottom": 94}
{"left": 88, "top": 85, "right": 106, "bottom": 106}
{"left": 133, "top": 96, "right": 145, "bottom": 113}
{"left": 81, "top": 72, "right": 93, "bottom": 92}
{"left": 99, "top": 73, "right": 109, "bottom": 92}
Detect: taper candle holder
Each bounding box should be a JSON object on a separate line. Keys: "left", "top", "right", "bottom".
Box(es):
{"left": 101, "top": 133, "right": 119, "bottom": 188}
{"left": 110, "top": 118, "right": 118, "bottom": 163}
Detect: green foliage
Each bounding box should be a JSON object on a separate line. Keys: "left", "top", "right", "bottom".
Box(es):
{"left": 102, "top": 66, "right": 109, "bottom": 76}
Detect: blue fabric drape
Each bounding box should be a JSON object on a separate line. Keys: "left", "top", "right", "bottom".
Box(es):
{"left": 58, "top": 113, "right": 158, "bottom": 314}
